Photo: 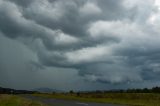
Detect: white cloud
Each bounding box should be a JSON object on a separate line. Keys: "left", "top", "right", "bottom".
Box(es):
{"left": 79, "top": 2, "right": 101, "bottom": 16}
{"left": 88, "top": 19, "right": 160, "bottom": 47}
{"left": 88, "top": 20, "right": 145, "bottom": 41}
{"left": 54, "top": 30, "right": 79, "bottom": 45}
{"left": 65, "top": 45, "right": 112, "bottom": 64}
{"left": 155, "top": 0, "right": 160, "bottom": 9}
{"left": 147, "top": 0, "right": 160, "bottom": 29}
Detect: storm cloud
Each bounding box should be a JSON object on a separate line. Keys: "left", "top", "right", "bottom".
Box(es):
{"left": 0, "top": 0, "right": 160, "bottom": 90}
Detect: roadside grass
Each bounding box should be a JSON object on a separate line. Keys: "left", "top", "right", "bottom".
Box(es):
{"left": 0, "top": 94, "right": 47, "bottom": 106}
{"left": 33, "top": 93, "right": 160, "bottom": 106}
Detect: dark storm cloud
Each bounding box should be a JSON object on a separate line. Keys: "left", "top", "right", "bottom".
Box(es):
{"left": 6, "top": 0, "right": 33, "bottom": 7}
{"left": 22, "top": 0, "right": 127, "bottom": 38}
{"left": 0, "top": 0, "right": 160, "bottom": 90}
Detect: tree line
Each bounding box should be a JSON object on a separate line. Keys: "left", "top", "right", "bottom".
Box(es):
{"left": 0, "top": 86, "right": 37, "bottom": 94}
{"left": 69, "top": 86, "right": 160, "bottom": 94}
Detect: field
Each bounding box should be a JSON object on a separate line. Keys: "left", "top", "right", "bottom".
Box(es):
{"left": 1, "top": 93, "right": 160, "bottom": 106}
{"left": 33, "top": 93, "right": 160, "bottom": 106}
{"left": 0, "top": 94, "right": 46, "bottom": 106}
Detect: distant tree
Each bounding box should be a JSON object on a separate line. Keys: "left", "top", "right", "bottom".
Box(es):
{"left": 143, "top": 88, "right": 149, "bottom": 93}
{"left": 76, "top": 92, "right": 80, "bottom": 96}
{"left": 69, "top": 90, "right": 74, "bottom": 94}
{"left": 95, "top": 90, "right": 103, "bottom": 93}
{"left": 52, "top": 91, "right": 56, "bottom": 94}
{"left": 152, "top": 87, "right": 160, "bottom": 93}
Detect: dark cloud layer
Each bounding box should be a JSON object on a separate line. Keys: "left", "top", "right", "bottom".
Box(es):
{"left": 0, "top": 0, "right": 160, "bottom": 90}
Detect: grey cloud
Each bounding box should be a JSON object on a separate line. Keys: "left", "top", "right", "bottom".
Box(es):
{"left": 22, "top": 0, "right": 130, "bottom": 38}
{"left": 0, "top": 0, "right": 160, "bottom": 90}
{"left": 0, "top": 33, "right": 80, "bottom": 90}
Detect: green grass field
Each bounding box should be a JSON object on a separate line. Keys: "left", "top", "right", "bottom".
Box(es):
{"left": 33, "top": 93, "right": 160, "bottom": 106}
{"left": 0, "top": 94, "right": 46, "bottom": 106}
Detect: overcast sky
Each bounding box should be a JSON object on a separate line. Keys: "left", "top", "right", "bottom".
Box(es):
{"left": 0, "top": 0, "right": 160, "bottom": 91}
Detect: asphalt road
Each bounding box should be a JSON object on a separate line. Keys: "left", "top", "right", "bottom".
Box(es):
{"left": 22, "top": 95, "right": 127, "bottom": 106}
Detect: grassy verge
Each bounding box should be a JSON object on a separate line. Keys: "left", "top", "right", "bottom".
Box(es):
{"left": 33, "top": 93, "right": 160, "bottom": 106}
{"left": 0, "top": 94, "right": 47, "bottom": 106}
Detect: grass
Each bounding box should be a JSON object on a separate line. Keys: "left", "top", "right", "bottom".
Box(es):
{"left": 33, "top": 93, "right": 160, "bottom": 106}
{"left": 0, "top": 94, "right": 47, "bottom": 106}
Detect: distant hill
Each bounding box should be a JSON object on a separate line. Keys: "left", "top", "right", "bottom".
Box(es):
{"left": 0, "top": 86, "right": 35, "bottom": 94}
{"left": 33, "top": 88, "right": 62, "bottom": 93}
{"left": 0, "top": 86, "right": 62, "bottom": 94}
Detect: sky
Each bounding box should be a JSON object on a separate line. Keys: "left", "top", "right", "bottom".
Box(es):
{"left": 0, "top": 0, "right": 160, "bottom": 91}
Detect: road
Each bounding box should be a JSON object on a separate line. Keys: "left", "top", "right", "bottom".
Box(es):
{"left": 22, "top": 95, "right": 127, "bottom": 106}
